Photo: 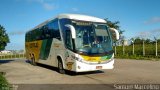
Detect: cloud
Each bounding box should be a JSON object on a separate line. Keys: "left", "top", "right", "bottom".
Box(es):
{"left": 43, "top": 3, "right": 55, "bottom": 11}
{"left": 144, "top": 17, "right": 160, "bottom": 24}
{"left": 25, "top": 0, "right": 44, "bottom": 3}
{"left": 135, "top": 28, "right": 160, "bottom": 39}
{"left": 24, "top": 0, "right": 56, "bottom": 11}
{"left": 8, "top": 31, "right": 26, "bottom": 36}
{"left": 72, "top": 8, "right": 79, "bottom": 12}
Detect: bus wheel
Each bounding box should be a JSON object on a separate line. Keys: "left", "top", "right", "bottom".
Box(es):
{"left": 58, "top": 59, "right": 65, "bottom": 74}
{"left": 31, "top": 54, "right": 37, "bottom": 66}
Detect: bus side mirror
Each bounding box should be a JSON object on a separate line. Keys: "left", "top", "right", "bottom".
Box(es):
{"left": 65, "top": 24, "right": 76, "bottom": 39}
{"left": 109, "top": 28, "right": 119, "bottom": 40}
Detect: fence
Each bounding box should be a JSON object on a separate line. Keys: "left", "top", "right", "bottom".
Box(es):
{"left": 114, "top": 40, "right": 160, "bottom": 59}
{"left": 0, "top": 54, "right": 26, "bottom": 60}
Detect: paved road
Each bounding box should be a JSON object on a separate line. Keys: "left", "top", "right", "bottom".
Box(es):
{"left": 0, "top": 59, "right": 160, "bottom": 90}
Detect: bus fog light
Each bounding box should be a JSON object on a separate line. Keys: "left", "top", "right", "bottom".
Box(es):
{"left": 78, "top": 66, "right": 81, "bottom": 69}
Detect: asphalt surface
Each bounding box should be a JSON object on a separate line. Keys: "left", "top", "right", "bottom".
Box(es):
{"left": 0, "top": 59, "right": 160, "bottom": 90}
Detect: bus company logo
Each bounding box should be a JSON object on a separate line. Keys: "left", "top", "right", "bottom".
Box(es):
{"left": 66, "top": 62, "right": 74, "bottom": 70}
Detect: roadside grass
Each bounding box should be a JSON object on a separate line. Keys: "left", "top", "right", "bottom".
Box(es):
{"left": 0, "top": 54, "right": 25, "bottom": 60}
{"left": 115, "top": 54, "right": 160, "bottom": 61}
{"left": 114, "top": 44, "right": 160, "bottom": 61}
{"left": 0, "top": 73, "right": 10, "bottom": 90}
{"left": 0, "top": 52, "right": 159, "bottom": 61}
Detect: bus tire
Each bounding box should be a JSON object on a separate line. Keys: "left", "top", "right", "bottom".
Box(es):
{"left": 31, "top": 54, "right": 37, "bottom": 66}
{"left": 58, "top": 58, "right": 65, "bottom": 74}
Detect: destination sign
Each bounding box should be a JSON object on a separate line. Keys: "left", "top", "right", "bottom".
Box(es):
{"left": 73, "top": 21, "right": 92, "bottom": 26}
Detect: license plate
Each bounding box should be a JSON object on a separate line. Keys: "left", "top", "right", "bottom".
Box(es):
{"left": 96, "top": 66, "right": 102, "bottom": 69}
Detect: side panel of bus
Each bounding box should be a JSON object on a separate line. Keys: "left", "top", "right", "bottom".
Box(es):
{"left": 25, "top": 40, "right": 42, "bottom": 62}
{"left": 25, "top": 18, "right": 69, "bottom": 69}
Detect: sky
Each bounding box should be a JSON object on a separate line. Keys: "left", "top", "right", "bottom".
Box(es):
{"left": 0, "top": 0, "right": 160, "bottom": 50}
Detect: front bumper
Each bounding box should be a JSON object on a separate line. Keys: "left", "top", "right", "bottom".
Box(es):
{"left": 73, "top": 59, "right": 114, "bottom": 72}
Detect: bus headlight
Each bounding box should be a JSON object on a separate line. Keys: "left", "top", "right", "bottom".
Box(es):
{"left": 71, "top": 55, "right": 82, "bottom": 62}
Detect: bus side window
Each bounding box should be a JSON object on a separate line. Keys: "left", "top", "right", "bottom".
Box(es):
{"left": 48, "top": 19, "right": 61, "bottom": 40}
{"left": 37, "top": 28, "right": 42, "bottom": 40}
{"left": 59, "top": 19, "right": 71, "bottom": 36}
{"left": 35, "top": 28, "right": 41, "bottom": 40}
{"left": 44, "top": 25, "right": 50, "bottom": 39}
{"left": 65, "top": 29, "right": 73, "bottom": 50}
{"left": 40, "top": 26, "right": 45, "bottom": 39}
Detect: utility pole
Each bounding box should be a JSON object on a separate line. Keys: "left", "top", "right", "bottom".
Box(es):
{"left": 143, "top": 40, "right": 145, "bottom": 56}
{"left": 154, "top": 37, "right": 158, "bottom": 57}
{"left": 132, "top": 41, "right": 135, "bottom": 55}
{"left": 131, "top": 38, "right": 135, "bottom": 55}
{"left": 156, "top": 40, "right": 157, "bottom": 57}
{"left": 122, "top": 40, "right": 125, "bottom": 55}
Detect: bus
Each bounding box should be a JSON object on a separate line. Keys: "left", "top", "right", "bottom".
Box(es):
{"left": 25, "top": 14, "right": 119, "bottom": 74}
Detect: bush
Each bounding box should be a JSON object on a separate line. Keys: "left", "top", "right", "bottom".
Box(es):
{"left": 0, "top": 73, "right": 10, "bottom": 90}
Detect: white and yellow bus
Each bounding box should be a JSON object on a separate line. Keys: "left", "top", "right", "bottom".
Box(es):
{"left": 25, "top": 14, "right": 119, "bottom": 74}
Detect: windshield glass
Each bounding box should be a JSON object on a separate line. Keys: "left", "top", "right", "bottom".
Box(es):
{"left": 72, "top": 21, "right": 113, "bottom": 55}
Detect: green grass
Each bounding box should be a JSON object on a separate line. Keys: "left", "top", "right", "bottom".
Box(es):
{"left": 0, "top": 54, "right": 25, "bottom": 60}
{"left": 114, "top": 43, "right": 160, "bottom": 60}
{"left": 0, "top": 73, "right": 10, "bottom": 90}
{"left": 115, "top": 54, "right": 160, "bottom": 61}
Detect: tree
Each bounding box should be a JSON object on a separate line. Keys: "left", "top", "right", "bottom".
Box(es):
{"left": 134, "top": 37, "right": 143, "bottom": 44}
{"left": 145, "top": 39, "right": 151, "bottom": 43}
{"left": 104, "top": 18, "right": 125, "bottom": 35}
{"left": 134, "top": 37, "right": 152, "bottom": 44}
{"left": 104, "top": 18, "right": 125, "bottom": 47}
{"left": 0, "top": 25, "right": 10, "bottom": 51}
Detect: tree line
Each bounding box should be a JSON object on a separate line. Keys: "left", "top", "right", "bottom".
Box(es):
{"left": 132, "top": 37, "right": 160, "bottom": 44}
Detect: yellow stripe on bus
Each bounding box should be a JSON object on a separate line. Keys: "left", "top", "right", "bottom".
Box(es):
{"left": 25, "top": 40, "right": 42, "bottom": 61}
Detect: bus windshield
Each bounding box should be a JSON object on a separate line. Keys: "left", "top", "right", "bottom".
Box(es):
{"left": 72, "top": 21, "right": 113, "bottom": 55}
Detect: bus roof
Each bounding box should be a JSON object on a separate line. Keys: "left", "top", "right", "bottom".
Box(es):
{"left": 27, "top": 14, "right": 106, "bottom": 33}
{"left": 57, "top": 14, "right": 106, "bottom": 23}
